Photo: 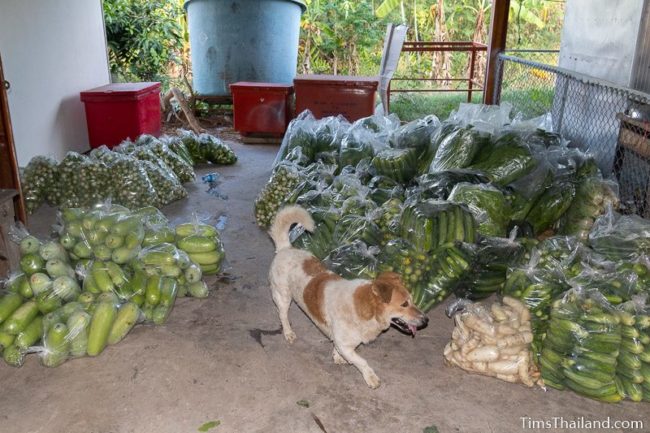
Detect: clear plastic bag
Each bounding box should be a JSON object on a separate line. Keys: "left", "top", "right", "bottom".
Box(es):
{"left": 448, "top": 183, "right": 512, "bottom": 238}
{"left": 254, "top": 163, "right": 305, "bottom": 227}
{"left": 540, "top": 288, "right": 623, "bottom": 403}
{"left": 390, "top": 114, "right": 441, "bottom": 173}
{"left": 174, "top": 218, "right": 225, "bottom": 277}
{"left": 145, "top": 141, "right": 195, "bottom": 183}
{"left": 324, "top": 240, "right": 378, "bottom": 280}
{"left": 429, "top": 126, "right": 492, "bottom": 172}
{"left": 444, "top": 297, "right": 539, "bottom": 387}
{"left": 58, "top": 152, "right": 112, "bottom": 208}
{"left": 589, "top": 207, "right": 650, "bottom": 261}
{"left": 408, "top": 169, "right": 490, "bottom": 202}
{"left": 468, "top": 131, "right": 537, "bottom": 185}
{"left": 274, "top": 111, "right": 318, "bottom": 167}
{"left": 21, "top": 156, "right": 60, "bottom": 213}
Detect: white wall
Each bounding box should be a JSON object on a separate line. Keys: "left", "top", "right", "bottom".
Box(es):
{"left": 0, "top": 0, "right": 110, "bottom": 165}
{"left": 559, "top": 0, "right": 644, "bottom": 86}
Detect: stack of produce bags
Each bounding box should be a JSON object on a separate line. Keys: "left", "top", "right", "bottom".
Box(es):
{"left": 256, "top": 104, "right": 650, "bottom": 403}
{"left": 0, "top": 202, "right": 225, "bottom": 367}
{"left": 21, "top": 131, "right": 238, "bottom": 214}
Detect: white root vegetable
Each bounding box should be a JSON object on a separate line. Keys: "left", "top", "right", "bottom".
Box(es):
{"left": 496, "top": 324, "right": 517, "bottom": 336}
{"left": 491, "top": 303, "right": 508, "bottom": 322}
{"left": 461, "top": 335, "right": 481, "bottom": 356}
{"left": 487, "top": 359, "right": 519, "bottom": 375}
{"left": 503, "top": 296, "right": 531, "bottom": 322}
{"left": 462, "top": 314, "right": 496, "bottom": 337}
{"left": 466, "top": 346, "right": 500, "bottom": 362}
{"left": 497, "top": 331, "right": 533, "bottom": 348}
{"left": 499, "top": 345, "right": 524, "bottom": 356}
{"left": 472, "top": 361, "right": 488, "bottom": 373}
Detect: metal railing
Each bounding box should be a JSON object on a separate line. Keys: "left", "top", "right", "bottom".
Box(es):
{"left": 495, "top": 52, "right": 650, "bottom": 216}
{"left": 387, "top": 41, "right": 488, "bottom": 110}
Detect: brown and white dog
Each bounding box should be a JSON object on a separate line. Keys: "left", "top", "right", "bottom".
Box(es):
{"left": 268, "top": 205, "right": 428, "bottom": 388}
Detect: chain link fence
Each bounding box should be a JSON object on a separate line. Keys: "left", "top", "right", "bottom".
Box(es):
{"left": 496, "top": 52, "right": 650, "bottom": 217}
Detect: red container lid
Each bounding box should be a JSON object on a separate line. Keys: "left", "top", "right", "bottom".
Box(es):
{"left": 294, "top": 75, "right": 379, "bottom": 89}
{"left": 230, "top": 82, "right": 294, "bottom": 94}
{"left": 80, "top": 82, "right": 161, "bottom": 102}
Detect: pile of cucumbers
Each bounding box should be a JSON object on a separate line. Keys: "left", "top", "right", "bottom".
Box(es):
{"left": 0, "top": 203, "right": 224, "bottom": 367}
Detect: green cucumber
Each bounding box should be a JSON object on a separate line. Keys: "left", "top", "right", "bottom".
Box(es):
{"left": 159, "top": 278, "right": 178, "bottom": 307}
{"left": 618, "top": 352, "right": 642, "bottom": 370}
{"left": 562, "top": 367, "right": 611, "bottom": 390}
{"left": 107, "top": 302, "right": 140, "bottom": 345}
{"left": 176, "top": 250, "right": 191, "bottom": 270}
{"left": 620, "top": 338, "right": 644, "bottom": 355}
{"left": 85, "top": 230, "right": 107, "bottom": 247}
{"left": 175, "top": 223, "right": 217, "bottom": 238}
{"left": 177, "top": 235, "right": 217, "bottom": 253}
{"left": 617, "top": 367, "right": 644, "bottom": 384}
{"left": 36, "top": 291, "right": 62, "bottom": 314}
{"left": 93, "top": 245, "right": 113, "bottom": 261}
{"left": 0, "top": 331, "right": 15, "bottom": 349}
{"left": 86, "top": 301, "right": 117, "bottom": 356}
{"left": 72, "top": 241, "right": 93, "bottom": 259}
{"left": 199, "top": 263, "right": 220, "bottom": 276}
{"left": 124, "top": 226, "right": 145, "bottom": 249}
{"left": 104, "top": 233, "right": 124, "bottom": 249}
{"left": 66, "top": 310, "right": 90, "bottom": 356}
{"left": 621, "top": 376, "right": 643, "bottom": 402}
{"left": 20, "top": 253, "right": 45, "bottom": 276}
{"left": 110, "top": 216, "right": 142, "bottom": 236}
{"left": 160, "top": 264, "right": 182, "bottom": 278}
{"left": 52, "top": 276, "right": 80, "bottom": 301}
{"left": 188, "top": 281, "right": 209, "bottom": 298}
{"left": 91, "top": 261, "right": 114, "bottom": 293}
{"left": 15, "top": 316, "right": 43, "bottom": 349}
{"left": 83, "top": 273, "right": 101, "bottom": 294}
{"left": 152, "top": 304, "right": 173, "bottom": 325}
{"left": 29, "top": 273, "right": 52, "bottom": 295}
{"left": 41, "top": 323, "right": 70, "bottom": 367}
{"left": 564, "top": 378, "right": 619, "bottom": 400}
{"left": 45, "top": 259, "right": 75, "bottom": 279}
{"left": 20, "top": 235, "right": 41, "bottom": 254}
{"left": 141, "top": 251, "right": 177, "bottom": 267}
{"left": 3, "top": 344, "right": 24, "bottom": 367}
{"left": 0, "top": 293, "right": 24, "bottom": 325}
{"left": 111, "top": 247, "right": 140, "bottom": 265}
{"left": 2, "top": 301, "right": 39, "bottom": 335}
{"left": 189, "top": 251, "right": 222, "bottom": 266}
{"left": 145, "top": 275, "right": 162, "bottom": 306}
{"left": 575, "top": 349, "right": 618, "bottom": 367}
{"left": 105, "top": 261, "right": 128, "bottom": 287}
{"left": 184, "top": 264, "right": 202, "bottom": 283}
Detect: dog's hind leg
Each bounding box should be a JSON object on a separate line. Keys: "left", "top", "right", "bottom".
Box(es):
{"left": 271, "top": 286, "right": 296, "bottom": 344}
{"left": 335, "top": 343, "right": 380, "bottom": 389}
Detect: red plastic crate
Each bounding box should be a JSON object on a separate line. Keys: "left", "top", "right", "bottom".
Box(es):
{"left": 230, "top": 82, "right": 294, "bottom": 137}
{"left": 80, "top": 82, "right": 161, "bottom": 149}
{"left": 293, "top": 75, "right": 378, "bottom": 122}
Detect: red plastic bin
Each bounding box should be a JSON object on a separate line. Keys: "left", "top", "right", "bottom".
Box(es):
{"left": 80, "top": 82, "right": 161, "bottom": 149}
{"left": 230, "top": 82, "right": 294, "bottom": 137}
{"left": 293, "top": 75, "right": 378, "bottom": 122}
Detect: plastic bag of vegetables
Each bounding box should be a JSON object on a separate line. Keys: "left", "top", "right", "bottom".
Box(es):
{"left": 408, "top": 169, "right": 490, "bottom": 202}
{"left": 162, "top": 134, "right": 194, "bottom": 166}
{"left": 58, "top": 152, "right": 112, "bottom": 208}
{"left": 429, "top": 126, "right": 491, "bottom": 172}
{"left": 174, "top": 220, "right": 225, "bottom": 277}
{"left": 274, "top": 111, "right": 318, "bottom": 166}
{"left": 21, "top": 156, "right": 60, "bottom": 213}
{"left": 255, "top": 163, "right": 304, "bottom": 227}
{"left": 324, "top": 240, "right": 379, "bottom": 280}
{"left": 390, "top": 115, "right": 440, "bottom": 173}
{"left": 540, "top": 288, "right": 623, "bottom": 403}
{"left": 502, "top": 250, "right": 570, "bottom": 360}
{"left": 588, "top": 207, "right": 650, "bottom": 260}
{"left": 371, "top": 147, "right": 418, "bottom": 184}
{"left": 559, "top": 176, "right": 619, "bottom": 240}
{"left": 332, "top": 213, "right": 382, "bottom": 247}
{"left": 144, "top": 141, "right": 195, "bottom": 183}
{"left": 614, "top": 299, "right": 650, "bottom": 402}
{"left": 139, "top": 160, "right": 188, "bottom": 206}
{"left": 105, "top": 153, "right": 158, "bottom": 209}
{"left": 444, "top": 297, "right": 539, "bottom": 387}
{"left": 468, "top": 132, "right": 537, "bottom": 185}
{"left": 339, "top": 127, "right": 378, "bottom": 168}
{"left": 400, "top": 200, "right": 477, "bottom": 252}
{"left": 448, "top": 183, "right": 512, "bottom": 238}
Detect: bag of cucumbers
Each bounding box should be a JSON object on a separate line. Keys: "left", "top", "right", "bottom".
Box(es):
{"left": 540, "top": 288, "right": 624, "bottom": 403}
{"left": 174, "top": 221, "right": 225, "bottom": 277}
{"left": 614, "top": 298, "right": 650, "bottom": 402}
{"left": 589, "top": 207, "right": 650, "bottom": 261}
{"left": 324, "top": 240, "right": 379, "bottom": 280}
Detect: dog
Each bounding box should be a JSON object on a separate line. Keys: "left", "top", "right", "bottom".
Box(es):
{"left": 268, "top": 205, "right": 428, "bottom": 388}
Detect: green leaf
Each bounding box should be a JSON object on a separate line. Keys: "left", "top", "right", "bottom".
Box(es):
{"left": 198, "top": 420, "right": 221, "bottom": 432}
{"left": 296, "top": 399, "right": 310, "bottom": 408}
{"left": 375, "top": 0, "right": 401, "bottom": 18}
{"left": 423, "top": 425, "right": 439, "bottom": 433}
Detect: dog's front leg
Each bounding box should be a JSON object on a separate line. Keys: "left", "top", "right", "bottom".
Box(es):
{"left": 336, "top": 344, "right": 380, "bottom": 389}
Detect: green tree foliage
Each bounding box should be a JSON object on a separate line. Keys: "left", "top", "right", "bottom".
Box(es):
{"left": 103, "top": 0, "right": 184, "bottom": 86}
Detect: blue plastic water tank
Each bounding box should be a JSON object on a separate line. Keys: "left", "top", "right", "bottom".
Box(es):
{"left": 184, "top": 0, "right": 306, "bottom": 97}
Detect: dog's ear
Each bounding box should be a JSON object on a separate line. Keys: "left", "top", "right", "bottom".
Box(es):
{"left": 373, "top": 272, "right": 400, "bottom": 303}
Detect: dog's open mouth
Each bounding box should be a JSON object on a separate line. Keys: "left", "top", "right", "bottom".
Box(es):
{"left": 391, "top": 318, "right": 418, "bottom": 336}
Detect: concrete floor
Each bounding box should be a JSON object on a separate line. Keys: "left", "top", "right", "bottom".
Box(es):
{"left": 1, "top": 136, "right": 647, "bottom": 433}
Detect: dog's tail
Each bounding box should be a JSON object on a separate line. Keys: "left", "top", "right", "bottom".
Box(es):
{"left": 269, "top": 205, "right": 314, "bottom": 251}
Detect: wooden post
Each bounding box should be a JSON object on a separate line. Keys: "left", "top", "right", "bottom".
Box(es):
{"left": 483, "top": 0, "right": 510, "bottom": 105}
